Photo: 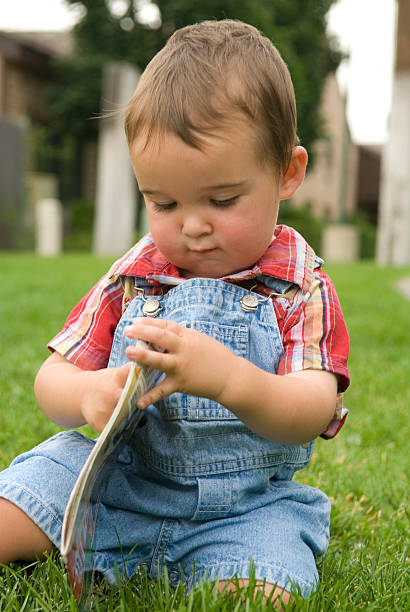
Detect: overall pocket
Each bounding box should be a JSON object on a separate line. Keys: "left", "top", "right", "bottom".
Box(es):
{"left": 157, "top": 319, "right": 249, "bottom": 422}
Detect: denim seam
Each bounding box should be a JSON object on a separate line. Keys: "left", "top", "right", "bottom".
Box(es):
{"left": 0, "top": 480, "right": 63, "bottom": 546}
{"left": 150, "top": 519, "right": 173, "bottom": 575}
{"left": 188, "top": 559, "right": 314, "bottom": 595}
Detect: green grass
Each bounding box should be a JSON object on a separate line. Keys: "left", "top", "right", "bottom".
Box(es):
{"left": 0, "top": 254, "right": 409, "bottom": 610}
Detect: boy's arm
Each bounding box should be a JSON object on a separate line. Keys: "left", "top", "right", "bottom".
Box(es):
{"left": 34, "top": 352, "right": 132, "bottom": 433}
{"left": 217, "top": 360, "right": 336, "bottom": 444}
{"left": 124, "top": 318, "right": 336, "bottom": 445}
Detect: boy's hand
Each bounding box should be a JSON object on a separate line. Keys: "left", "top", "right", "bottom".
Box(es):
{"left": 124, "top": 318, "right": 237, "bottom": 409}
{"left": 34, "top": 352, "right": 133, "bottom": 433}
{"left": 79, "top": 363, "right": 133, "bottom": 432}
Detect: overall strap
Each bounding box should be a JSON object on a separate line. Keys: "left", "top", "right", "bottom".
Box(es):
{"left": 121, "top": 276, "right": 164, "bottom": 313}
{"left": 122, "top": 274, "right": 300, "bottom": 314}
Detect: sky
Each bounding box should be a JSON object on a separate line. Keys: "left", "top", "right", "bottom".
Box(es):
{"left": 0, "top": 0, "right": 397, "bottom": 145}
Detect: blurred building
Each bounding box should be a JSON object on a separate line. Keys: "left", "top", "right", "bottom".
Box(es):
{"left": 0, "top": 31, "right": 66, "bottom": 121}
{"left": 290, "top": 74, "right": 359, "bottom": 222}
{"left": 356, "top": 145, "right": 381, "bottom": 225}
{"left": 377, "top": 0, "right": 410, "bottom": 264}
{"left": 0, "top": 30, "right": 96, "bottom": 248}
{"left": 0, "top": 32, "right": 53, "bottom": 245}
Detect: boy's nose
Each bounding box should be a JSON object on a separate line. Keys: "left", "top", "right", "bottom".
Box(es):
{"left": 181, "top": 214, "right": 212, "bottom": 238}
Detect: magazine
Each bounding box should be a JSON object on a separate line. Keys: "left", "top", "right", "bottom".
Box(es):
{"left": 61, "top": 344, "right": 160, "bottom": 609}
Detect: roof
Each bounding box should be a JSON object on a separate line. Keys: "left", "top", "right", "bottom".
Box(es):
{"left": 0, "top": 30, "right": 73, "bottom": 58}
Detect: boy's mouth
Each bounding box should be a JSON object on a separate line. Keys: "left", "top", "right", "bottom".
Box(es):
{"left": 190, "top": 247, "right": 216, "bottom": 254}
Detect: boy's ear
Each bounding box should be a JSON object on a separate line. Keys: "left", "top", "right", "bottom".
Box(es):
{"left": 279, "top": 146, "right": 308, "bottom": 200}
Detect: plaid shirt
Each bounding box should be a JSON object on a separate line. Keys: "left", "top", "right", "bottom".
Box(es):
{"left": 49, "top": 225, "right": 350, "bottom": 439}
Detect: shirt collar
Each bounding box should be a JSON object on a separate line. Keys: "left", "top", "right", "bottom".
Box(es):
{"left": 109, "top": 225, "right": 316, "bottom": 294}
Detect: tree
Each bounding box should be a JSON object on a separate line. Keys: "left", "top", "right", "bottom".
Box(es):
{"left": 47, "top": 0, "right": 342, "bottom": 152}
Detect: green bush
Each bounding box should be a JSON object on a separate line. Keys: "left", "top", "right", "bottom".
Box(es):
{"left": 63, "top": 199, "right": 94, "bottom": 251}
{"left": 277, "top": 203, "right": 325, "bottom": 256}
{"left": 0, "top": 195, "right": 34, "bottom": 251}
{"left": 350, "top": 212, "right": 377, "bottom": 259}
{"left": 278, "top": 204, "right": 378, "bottom": 260}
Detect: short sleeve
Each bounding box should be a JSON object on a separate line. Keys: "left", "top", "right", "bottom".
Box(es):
{"left": 48, "top": 273, "right": 124, "bottom": 370}
{"left": 276, "top": 269, "right": 350, "bottom": 438}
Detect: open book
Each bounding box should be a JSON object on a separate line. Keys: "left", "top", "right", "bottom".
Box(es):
{"left": 61, "top": 343, "right": 160, "bottom": 609}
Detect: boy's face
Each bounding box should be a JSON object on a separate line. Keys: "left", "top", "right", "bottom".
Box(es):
{"left": 130, "top": 120, "right": 284, "bottom": 278}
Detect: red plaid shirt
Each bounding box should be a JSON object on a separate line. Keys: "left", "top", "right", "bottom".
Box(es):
{"left": 49, "top": 225, "right": 350, "bottom": 438}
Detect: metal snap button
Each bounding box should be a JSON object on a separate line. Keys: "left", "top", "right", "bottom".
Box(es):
{"left": 142, "top": 299, "right": 163, "bottom": 317}
{"left": 240, "top": 293, "right": 259, "bottom": 312}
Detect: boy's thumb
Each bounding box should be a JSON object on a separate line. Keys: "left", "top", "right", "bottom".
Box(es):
{"left": 118, "top": 361, "right": 133, "bottom": 384}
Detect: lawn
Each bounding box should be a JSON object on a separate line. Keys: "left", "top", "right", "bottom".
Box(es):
{"left": 0, "top": 254, "right": 409, "bottom": 611}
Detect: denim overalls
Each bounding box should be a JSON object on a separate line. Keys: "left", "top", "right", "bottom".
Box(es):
{"left": 0, "top": 276, "right": 330, "bottom": 595}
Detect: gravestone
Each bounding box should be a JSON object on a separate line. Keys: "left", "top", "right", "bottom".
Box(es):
{"left": 35, "top": 198, "right": 63, "bottom": 256}
{"left": 322, "top": 224, "right": 359, "bottom": 263}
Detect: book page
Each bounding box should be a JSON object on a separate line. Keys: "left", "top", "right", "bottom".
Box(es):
{"left": 62, "top": 346, "right": 160, "bottom": 606}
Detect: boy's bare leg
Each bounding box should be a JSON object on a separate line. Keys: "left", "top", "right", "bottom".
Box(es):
{"left": 0, "top": 498, "right": 54, "bottom": 563}
{"left": 218, "top": 579, "right": 290, "bottom": 609}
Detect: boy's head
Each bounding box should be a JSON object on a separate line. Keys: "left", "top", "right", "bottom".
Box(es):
{"left": 125, "top": 19, "right": 298, "bottom": 176}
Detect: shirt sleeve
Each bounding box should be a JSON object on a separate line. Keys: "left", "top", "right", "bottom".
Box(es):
{"left": 276, "top": 269, "right": 350, "bottom": 439}
{"left": 47, "top": 272, "right": 124, "bottom": 371}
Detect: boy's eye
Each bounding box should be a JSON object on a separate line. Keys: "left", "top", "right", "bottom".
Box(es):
{"left": 211, "top": 196, "right": 238, "bottom": 207}
{"left": 151, "top": 201, "right": 177, "bottom": 212}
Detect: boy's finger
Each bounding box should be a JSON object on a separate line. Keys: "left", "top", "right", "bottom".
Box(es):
{"left": 137, "top": 379, "right": 175, "bottom": 409}
{"left": 125, "top": 323, "right": 180, "bottom": 352}
{"left": 131, "top": 317, "right": 185, "bottom": 336}
{"left": 125, "top": 343, "right": 173, "bottom": 371}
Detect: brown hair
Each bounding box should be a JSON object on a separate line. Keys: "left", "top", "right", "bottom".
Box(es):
{"left": 125, "top": 20, "right": 298, "bottom": 175}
